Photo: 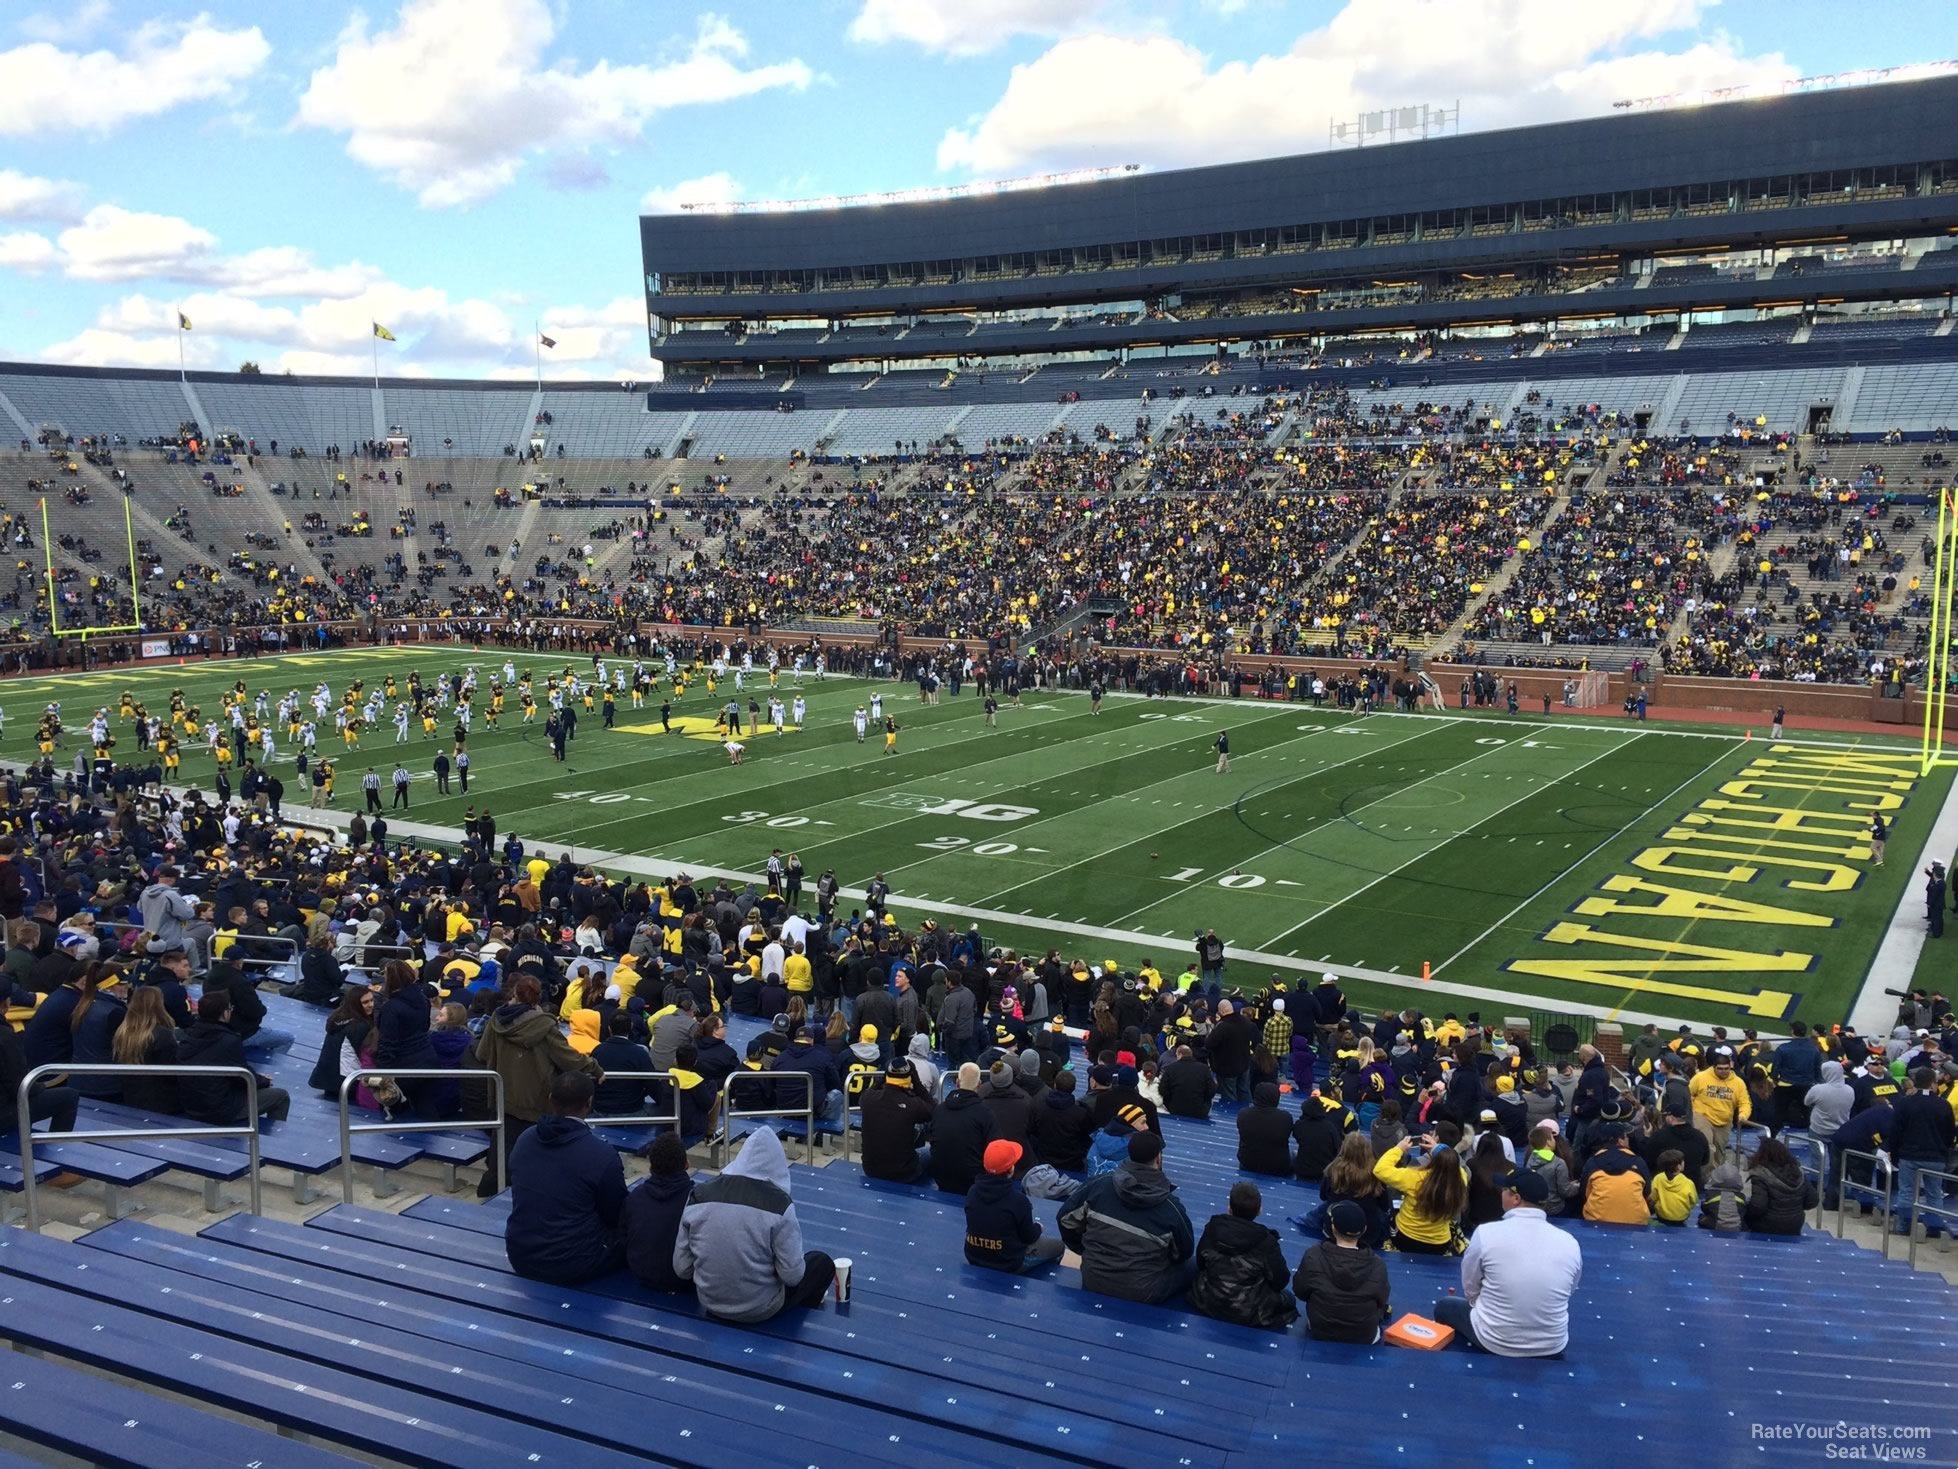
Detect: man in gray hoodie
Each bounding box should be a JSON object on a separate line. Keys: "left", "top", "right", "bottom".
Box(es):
{"left": 937, "top": 971, "right": 977, "bottom": 1067}
{"left": 139, "top": 865, "right": 207, "bottom": 962}
{"left": 674, "top": 1129, "right": 834, "bottom": 1321}
{"left": 1804, "top": 1060, "right": 1856, "bottom": 1210}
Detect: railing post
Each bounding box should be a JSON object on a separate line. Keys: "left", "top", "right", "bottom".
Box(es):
{"left": 15, "top": 1063, "right": 266, "bottom": 1233}
{"left": 338, "top": 1068, "right": 504, "bottom": 1205}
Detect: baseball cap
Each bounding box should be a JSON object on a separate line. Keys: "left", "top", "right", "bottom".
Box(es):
{"left": 1495, "top": 1170, "right": 1551, "bottom": 1204}
{"left": 982, "top": 1139, "right": 1023, "bottom": 1176}
{"left": 1127, "top": 1132, "right": 1164, "bottom": 1165}
{"left": 859, "top": 1023, "right": 879, "bottom": 1043}
{"left": 1326, "top": 1199, "right": 1368, "bottom": 1238}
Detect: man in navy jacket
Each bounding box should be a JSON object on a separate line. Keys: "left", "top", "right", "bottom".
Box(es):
{"left": 505, "top": 1071, "right": 627, "bottom": 1284}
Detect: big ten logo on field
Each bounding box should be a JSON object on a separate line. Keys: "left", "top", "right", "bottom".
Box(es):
{"left": 860, "top": 792, "right": 1039, "bottom": 822}
{"left": 1504, "top": 745, "right": 1919, "bottom": 1020}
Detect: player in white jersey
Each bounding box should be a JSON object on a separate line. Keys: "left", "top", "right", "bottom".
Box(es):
{"left": 814, "top": 654, "right": 826, "bottom": 681}
{"left": 457, "top": 702, "right": 472, "bottom": 731}
{"left": 733, "top": 668, "right": 745, "bottom": 693}
{"left": 792, "top": 654, "right": 805, "bottom": 686}
{"left": 791, "top": 695, "right": 806, "bottom": 727}
{"left": 770, "top": 698, "right": 785, "bottom": 733}
{"left": 205, "top": 722, "right": 222, "bottom": 754}
{"left": 869, "top": 692, "right": 882, "bottom": 722}
{"left": 259, "top": 727, "right": 276, "bottom": 761}
{"left": 254, "top": 690, "right": 270, "bottom": 720}
{"left": 394, "top": 705, "right": 411, "bottom": 742}
{"left": 853, "top": 706, "right": 868, "bottom": 743}
{"left": 300, "top": 720, "right": 317, "bottom": 752}
{"left": 503, "top": 660, "right": 517, "bottom": 685}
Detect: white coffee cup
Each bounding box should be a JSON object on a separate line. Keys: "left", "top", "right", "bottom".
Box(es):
{"left": 833, "top": 1256, "right": 853, "bottom": 1304}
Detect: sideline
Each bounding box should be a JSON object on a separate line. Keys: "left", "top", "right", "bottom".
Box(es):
{"left": 274, "top": 803, "right": 1770, "bottom": 1034}
{"left": 1848, "top": 767, "right": 1958, "bottom": 1037}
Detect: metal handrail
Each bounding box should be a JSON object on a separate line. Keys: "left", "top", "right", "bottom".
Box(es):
{"left": 712, "top": 1069, "right": 817, "bottom": 1167}
{"left": 1837, "top": 1148, "right": 1893, "bottom": 1250}
{"left": 15, "top": 1062, "right": 263, "bottom": 1231}
{"left": 1774, "top": 1127, "right": 1828, "bottom": 1230}
{"left": 337, "top": 1068, "right": 504, "bottom": 1205}
{"left": 1904, "top": 1164, "right": 1958, "bottom": 1271}
{"left": 839, "top": 1068, "right": 882, "bottom": 1165}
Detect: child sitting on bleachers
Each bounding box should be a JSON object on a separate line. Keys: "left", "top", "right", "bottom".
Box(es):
{"left": 1698, "top": 1158, "right": 1746, "bottom": 1231}
{"left": 1649, "top": 1150, "right": 1699, "bottom": 1226}
{"left": 1294, "top": 1198, "right": 1392, "bottom": 1344}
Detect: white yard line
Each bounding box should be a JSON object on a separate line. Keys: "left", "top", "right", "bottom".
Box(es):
{"left": 273, "top": 802, "right": 1724, "bottom": 1030}
{"left": 1425, "top": 734, "right": 1741, "bottom": 979}
{"left": 1255, "top": 732, "right": 1646, "bottom": 953}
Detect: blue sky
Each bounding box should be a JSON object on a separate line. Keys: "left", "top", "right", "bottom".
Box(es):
{"left": 0, "top": 0, "right": 1944, "bottom": 379}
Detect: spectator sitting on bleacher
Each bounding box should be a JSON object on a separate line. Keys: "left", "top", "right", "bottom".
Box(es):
{"left": 624, "top": 1133, "right": 696, "bottom": 1294}
{"left": 1291, "top": 1088, "right": 1357, "bottom": 1183}
{"left": 1158, "top": 1044, "right": 1217, "bottom": 1118}
{"left": 1028, "top": 1068, "right": 1093, "bottom": 1173}
{"left": 469, "top": 973, "right": 602, "bottom": 1197}
{"left": 504, "top": 1070, "right": 627, "bottom": 1286}
{"left": 860, "top": 1057, "right": 935, "bottom": 1182}
{"left": 930, "top": 1062, "right": 998, "bottom": 1194}
{"left": 1373, "top": 1133, "right": 1469, "bottom": 1255}
{"left": 979, "top": 1057, "right": 1032, "bottom": 1151}
{"left": 1188, "top": 1181, "right": 1297, "bottom": 1331}
{"left": 964, "top": 1139, "right": 1065, "bottom": 1274}
{"left": 175, "top": 990, "right": 290, "bottom": 1125}
{"left": 1315, "top": 1133, "right": 1391, "bottom": 1246}
{"left": 676, "top": 1127, "right": 836, "bottom": 1322}
{"left": 591, "top": 1011, "right": 657, "bottom": 1116}
{"left": 1237, "top": 1082, "right": 1294, "bottom": 1176}
{"left": 283, "top": 931, "right": 346, "bottom": 1006}
{"left": 1579, "top": 1126, "right": 1651, "bottom": 1225}
{"left": 200, "top": 956, "right": 294, "bottom": 1063}
{"left": 1433, "top": 1169, "right": 1582, "bottom": 1357}
{"left": 1, "top": 996, "right": 79, "bottom": 1136}
{"left": 1294, "top": 1199, "right": 1392, "bottom": 1343}
{"left": 1059, "top": 1129, "right": 1196, "bottom": 1305}
{"left": 307, "top": 984, "right": 375, "bottom": 1099}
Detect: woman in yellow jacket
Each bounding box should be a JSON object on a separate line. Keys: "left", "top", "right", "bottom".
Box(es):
{"left": 1373, "top": 1133, "right": 1469, "bottom": 1256}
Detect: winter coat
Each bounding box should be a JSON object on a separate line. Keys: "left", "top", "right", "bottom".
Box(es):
{"left": 1291, "top": 1098, "right": 1355, "bottom": 1182}
{"left": 1317, "top": 1176, "right": 1391, "bottom": 1248}
{"left": 963, "top": 1172, "right": 1044, "bottom": 1270}
{"left": 1186, "top": 1212, "right": 1297, "bottom": 1329}
{"left": 1236, "top": 1096, "right": 1294, "bottom": 1176}
{"left": 375, "top": 984, "right": 438, "bottom": 1070}
{"left": 119, "top": 1025, "right": 180, "bottom": 1114}
{"left": 503, "top": 1113, "right": 627, "bottom": 1284}
{"left": 173, "top": 1021, "right": 256, "bottom": 1125}
{"left": 468, "top": 1003, "right": 600, "bottom": 1123}
{"left": 860, "top": 1082, "right": 935, "bottom": 1180}
{"left": 1524, "top": 1149, "right": 1577, "bottom": 1216}
{"left": 1742, "top": 1158, "right": 1816, "bottom": 1235}
{"left": 1639, "top": 1122, "right": 1710, "bottom": 1186}
{"left": 1058, "top": 1162, "right": 1196, "bottom": 1304}
{"left": 1029, "top": 1091, "right": 1095, "bottom": 1172}
{"left": 308, "top": 1016, "right": 372, "bottom": 1097}
{"left": 675, "top": 1130, "right": 811, "bottom": 1323}
{"left": 979, "top": 1077, "right": 1033, "bottom": 1151}
{"left": 1295, "top": 1241, "right": 1392, "bottom": 1343}
{"left": 1580, "top": 1147, "right": 1652, "bottom": 1225}
{"left": 1158, "top": 1058, "right": 1217, "bottom": 1118}
{"left": 1698, "top": 1160, "right": 1746, "bottom": 1231}
{"left": 624, "top": 1169, "right": 695, "bottom": 1292}
{"left": 1087, "top": 1123, "right": 1134, "bottom": 1178}
{"left": 936, "top": 984, "right": 976, "bottom": 1046}
{"left": 929, "top": 1088, "right": 998, "bottom": 1194}
{"left": 69, "top": 988, "right": 129, "bottom": 1098}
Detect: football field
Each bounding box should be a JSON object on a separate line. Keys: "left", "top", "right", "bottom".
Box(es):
{"left": 11, "top": 644, "right": 1946, "bottom": 1032}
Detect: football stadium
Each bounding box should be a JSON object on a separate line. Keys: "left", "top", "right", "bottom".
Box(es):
{"left": 3, "top": 13, "right": 1958, "bottom": 1467}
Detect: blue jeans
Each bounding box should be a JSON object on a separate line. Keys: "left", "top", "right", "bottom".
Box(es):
{"left": 243, "top": 1027, "right": 296, "bottom": 1061}
{"left": 1892, "top": 1158, "right": 1948, "bottom": 1235}
{"left": 1434, "top": 1293, "right": 1479, "bottom": 1348}
{"left": 1217, "top": 1071, "right": 1252, "bottom": 1104}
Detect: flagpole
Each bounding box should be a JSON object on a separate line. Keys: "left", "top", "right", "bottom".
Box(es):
{"left": 372, "top": 330, "right": 378, "bottom": 390}
{"left": 177, "top": 306, "right": 185, "bottom": 384}
{"left": 534, "top": 319, "right": 541, "bottom": 391}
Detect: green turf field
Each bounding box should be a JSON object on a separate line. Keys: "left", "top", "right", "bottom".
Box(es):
{"left": 9, "top": 645, "right": 1946, "bottom": 1032}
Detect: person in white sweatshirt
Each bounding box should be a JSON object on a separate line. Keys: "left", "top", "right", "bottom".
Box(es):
{"left": 1433, "top": 1169, "right": 1583, "bottom": 1356}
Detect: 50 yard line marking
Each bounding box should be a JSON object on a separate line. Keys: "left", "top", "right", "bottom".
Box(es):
{"left": 1255, "top": 732, "right": 1648, "bottom": 953}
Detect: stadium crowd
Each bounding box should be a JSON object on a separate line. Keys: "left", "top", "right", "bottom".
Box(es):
{"left": 6, "top": 746, "right": 1954, "bottom": 1349}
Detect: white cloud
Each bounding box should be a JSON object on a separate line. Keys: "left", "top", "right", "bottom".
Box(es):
{"left": 0, "top": 16, "right": 271, "bottom": 137}
{"left": 296, "top": 0, "right": 813, "bottom": 207}
{"left": 937, "top": 0, "right": 1795, "bottom": 173}
{"left": 848, "top": 0, "right": 1101, "bottom": 57}
{"left": 39, "top": 328, "right": 204, "bottom": 371}
{"left": 17, "top": 0, "right": 112, "bottom": 44}
{"left": 0, "top": 170, "right": 83, "bottom": 222}
{"left": 538, "top": 296, "right": 650, "bottom": 368}
{"left": 640, "top": 171, "right": 743, "bottom": 214}
{"left": 0, "top": 231, "right": 55, "bottom": 272}
{"left": 55, "top": 205, "right": 220, "bottom": 282}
